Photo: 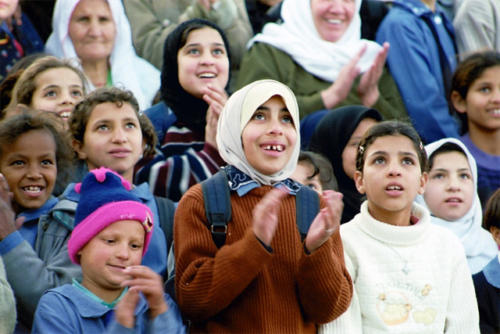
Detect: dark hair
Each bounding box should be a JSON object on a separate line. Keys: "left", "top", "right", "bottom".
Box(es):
{"left": 69, "top": 87, "right": 157, "bottom": 158}
{"left": 161, "top": 19, "right": 231, "bottom": 134}
{"left": 298, "top": 151, "right": 338, "bottom": 191}
{"left": 451, "top": 51, "right": 500, "bottom": 133}
{"left": 355, "top": 121, "right": 427, "bottom": 173}
{"left": 0, "top": 110, "right": 74, "bottom": 185}
{"left": 427, "top": 142, "right": 467, "bottom": 171}
{"left": 483, "top": 188, "right": 500, "bottom": 230}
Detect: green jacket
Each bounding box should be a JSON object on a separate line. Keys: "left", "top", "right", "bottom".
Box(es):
{"left": 236, "top": 42, "right": 408, "bottom": 120}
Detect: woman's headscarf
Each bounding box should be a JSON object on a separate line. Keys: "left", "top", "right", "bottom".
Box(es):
{"left": 161, "top": 19, "right": 231, "bottom": 135}
{"left": 248, "top": 0, "right": 382, "bottom": 82}
{"left": 45, "top": 0, "right": 160, "bottom": 110}
{"left": 417, "top": 138, "right": 498, "bottom": 274}
{"left": 216, "top": 79, "right": 300, "bottom": 185}
{"left": 309, "top": 105, "right": 382, "bottom": 223}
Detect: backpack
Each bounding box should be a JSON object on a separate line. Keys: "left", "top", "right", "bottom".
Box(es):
{"left": 165, "top": 169, "right": 320, "bottom": 300}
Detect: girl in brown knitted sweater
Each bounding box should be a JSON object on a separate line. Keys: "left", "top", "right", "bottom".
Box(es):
{"left": 174, "top": 79, "right": 352, "bottom": 333}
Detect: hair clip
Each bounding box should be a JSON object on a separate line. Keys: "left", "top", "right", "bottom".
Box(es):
{"left": 358, "top": 145, "right": 365, "bottom": 154}
{"left": 419, "top": 141, "right": 424, "bottom": 152}
{"left": 142, "top": 213, "right": 153, "bottom": 232}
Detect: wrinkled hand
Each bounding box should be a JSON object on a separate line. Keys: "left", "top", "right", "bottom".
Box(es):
{"left": 357, "top": 42, "right": 389, "bottom": 107}
{"left": 203, "top": 84, "right": 228, "bottom": 149}
{"left": 321, "top": 45, "right": 366, "bottom": 109}
{"left": 5, "top": 4, "right": 22, "bottom": 31}
{"left": 304, "top": 190, "right": 343, "bottom": 253}
{"left": 252, "top": 187, "right": 288, "bottom": 247}
{"left": 0, "top": 174, "right": 23, "bottom": 241}
{"left": 121, "top": 266, "right": 167, "bottom": 320}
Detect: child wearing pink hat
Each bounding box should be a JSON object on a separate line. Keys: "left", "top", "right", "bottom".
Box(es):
{"left": 32, "top": 167, "right": 185, "bottom": 333}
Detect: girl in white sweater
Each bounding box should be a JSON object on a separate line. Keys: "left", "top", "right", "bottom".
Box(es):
{"left": 321, "top": 121, "right": 479, "bottom": 333}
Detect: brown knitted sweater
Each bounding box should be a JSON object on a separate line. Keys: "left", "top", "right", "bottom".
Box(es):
{"left": 174, "top": 184, "right": 353, "bottom": 333}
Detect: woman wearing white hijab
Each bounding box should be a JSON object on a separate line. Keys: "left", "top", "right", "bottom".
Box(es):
{"left": 236, "top": 0, "right": 406, "bottom": 120}
{"left": 174, "top": 79, "right": 352, "bottom": 332}
{"left": 418, "top": 137, "right": 497, "bottom": 274}
{"left": 45, "top": 0, "right": 160, "bottom": 110}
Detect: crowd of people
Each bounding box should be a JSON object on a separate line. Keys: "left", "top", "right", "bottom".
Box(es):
{"left": 0, "top": 0, "right": 499, "bottom": 333}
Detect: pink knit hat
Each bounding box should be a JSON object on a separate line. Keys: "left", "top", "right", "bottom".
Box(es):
{"left": 68, "top": 167, "right": 154, "bottom": 264}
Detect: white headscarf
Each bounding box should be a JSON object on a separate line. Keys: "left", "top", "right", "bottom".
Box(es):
{"left": 45, "top": 0, "right": 160, "bottom": 110}
{"left": 216, "top": 79, "right": 300, "bottom": 185}
{"left": 248, "top": 0, "right": 382, "bottom": 82}
{"left": 417, "top": 138, "right": 497, "bottom": 274}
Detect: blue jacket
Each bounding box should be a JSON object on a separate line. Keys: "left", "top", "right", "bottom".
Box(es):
{"left": 376, "top": 0, "right": 459, "bottom": 143}
{"left": 473, "top": 257, "right": 500, "bottom": 333}
{"left": 32, "top": 284, "right": 185, "bottom": 333}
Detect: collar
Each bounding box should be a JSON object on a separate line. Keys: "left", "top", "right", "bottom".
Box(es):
{"left": 225, "top": 166, "right": 302, "bottom": 196}
{"left": 72, "top": 279, "right": 127, "bottom": 309}
{"left": 393, "top": 0, "right": 439, "bottom": 16}
{"left": 483, "top": 255, "right": 500, "bottom": 288}
{"left": 18, "top": 196, "right": 58, "bottom": 222}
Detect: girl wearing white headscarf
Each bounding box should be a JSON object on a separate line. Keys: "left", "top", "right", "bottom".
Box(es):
{"left": 45, "top": 0, "right": 160, "bottom": 110}
{"left": 236, "top": 0, "right": 406, "bottom": 121}
{"left": 417, "top": 137, "right": 497, "bottom": 274}
{"left": 174, "top": 79, "right": 352, "bottom": 332}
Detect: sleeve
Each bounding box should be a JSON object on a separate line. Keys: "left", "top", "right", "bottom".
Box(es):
{"left": 296, "top": 230, "right": 353, "bottom": 323}
{"left": 32, "top": 291, "right": 79, "bottom": 333}
{"left": 236, "top": 43, "right": 326, "bottom": 117}
{"left": 0, "top": 257, "right": 16, "bottom": 334}
{"left": 123, "top": 0, "right": 252, "bottom": 70}
{"left": 0, "top": 225, "right": 80, "bottom": 326}
{"left": 444, "top": 242, "right": 480, "bottom": 334}
{"left": 174, "top": 185, "right": 274, "bottom": 320}
{"left": 453, "top": 0, "right": 496, "bottom": 58}
{"left": 376, "top": 16, "right": 460, "bottom": 143}
{"left": 138, "top": 142, "right": 225, "bottom": 201}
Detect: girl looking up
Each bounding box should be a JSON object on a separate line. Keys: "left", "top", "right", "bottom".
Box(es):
{"left": 174, "top": 79, "right": 352, "bottom": 332}
{"left": 320, "top": 121, "right": 479, "bottom": 333}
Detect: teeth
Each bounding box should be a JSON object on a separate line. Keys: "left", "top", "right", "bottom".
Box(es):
{"left": 23, "top": 186, "right": 42, "bottom": 193}
{"left": 387, "top": 185, "right": 401, "bottom": 190}
{"left": 327, "top": 19, "right": 342, "bottom": 24}
{"left": 59, "top": 111, "right": 71, "bottom": 118}
{"left": 264, "top": 145, "right": 284, "bottom": 152}
{"left": 199, "top": 73, "right": 215, "bottom": 78}
{"left": 489, "top": 109, "right": 500, "bottom": 115}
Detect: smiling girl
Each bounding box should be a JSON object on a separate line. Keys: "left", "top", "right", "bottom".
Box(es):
{"left": 451, "top": 50, "right": 500, "bottom": 206}
{"left": 174, "top": 79, "right": 352, "bottom": 332}
{"left": 5, "top": 56, "right": 87, "bottom": 125}
{"left": 320, "top": 121, "right": 479, "bottom": 333}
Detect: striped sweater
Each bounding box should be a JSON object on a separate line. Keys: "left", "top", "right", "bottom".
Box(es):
{"left": 136, "top": 124, "right": 225, "bottom": 202}
{"left": 174, "top": 183, "right": 353, "bottom": 333}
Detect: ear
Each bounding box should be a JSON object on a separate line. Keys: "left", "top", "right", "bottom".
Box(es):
{"left": 490, "top": 226, "right": 500, "bottom": 245}
{"left": 354, "top": 170, "right": 365, "bottom": 194}
{"left": 450, "top": 91, "right": 467, "bottom": 114}
{"left": 417, "top": 172, "right": 428, "bottom": 195}
{"left": 72, "top": 139, "right": 87, "bottom": 160}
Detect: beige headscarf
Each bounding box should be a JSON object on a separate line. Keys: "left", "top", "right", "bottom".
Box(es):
{"left": 216, "top": 79, "right": 300, "bottom": 185}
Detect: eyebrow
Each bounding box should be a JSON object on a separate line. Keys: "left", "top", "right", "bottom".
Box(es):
{"left": 255, "top": 106, "right": 290, "bottom": 112}
{"left": 431, "top": 167, "right": 470, "bottom": 173}
{"left": 368, "top": 150, "right": 417, "bottom": 158}
{"left": 184, "top": 42, "right": 225, "bottom": 48}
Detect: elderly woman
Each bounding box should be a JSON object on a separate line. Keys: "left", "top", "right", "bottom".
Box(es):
{"left": 45, "top": 0, "right": 160, "bottom": 109}
{"left": 236, "top": 0, "right": 406, "bottom": 121}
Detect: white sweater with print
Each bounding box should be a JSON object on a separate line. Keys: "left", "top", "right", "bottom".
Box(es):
{"left": 321, "top": 202, "right": 479, "bottom": 334}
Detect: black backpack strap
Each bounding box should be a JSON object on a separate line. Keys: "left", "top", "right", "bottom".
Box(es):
{"left": 201, "top": 170, "right": 232, "bottom": 248}
{"left": 295, "top": 186, "right": 320, "bottom": 242}
{"left": 154, "top": 195, "right": 176, "bottom": 252}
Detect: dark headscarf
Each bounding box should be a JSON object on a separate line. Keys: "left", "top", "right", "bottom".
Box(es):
{"left": 308, "top": 105, "right": 382, "bottom": 223}
{"left": 161, "top": 19, "right": 232, "bottom": 135}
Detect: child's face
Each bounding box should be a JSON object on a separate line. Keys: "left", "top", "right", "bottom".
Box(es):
{"left": 79, "top": 220, "right": 145, "bottom": 300}
{"left": 0, "top": 0, "right": 18, "bottom": 21}
{"left": 242, "top": 96, "right": 297, "bottom": 175}
{"left": 73, "top": 102, "right": 145, "bottom": 182}
{"left": 177, "top": 27, "right": 229, "bottom": 98}
{"left": 0, "top": 129, "right": 57, "bottom": 213}
{"left": 342, "top": 118, "right": 378, "bottom": 179}
{"left": 452, "top": 65, "right": 500, "bottom": 133}
{"left": 354, "top": 135, "right": 426, "bottom": 223}
{"left": 291, "top": 161, "right": 323, "bottom": 194}
{"left": 31, "top": 68, "right": 84, "bottom": 123}
{"left": 423, "top": 151, "right": 474, "bottom": 221}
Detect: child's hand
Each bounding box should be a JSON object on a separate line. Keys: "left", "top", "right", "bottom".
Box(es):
{"left": 304, "top": 190, "right": 343, "bottom": 253}
{"left": 121, "top": 265, "right": 168, "bottom": 319}
{"left": 203, "top": 84, "right": 227, "bottom": 149}
{"left": 252, "top": 187, "right": 288, "bottom": 246}
{"left": 114, "top": 289, "right": 140, "bottom": 328}
{"left": 0, "top": 173, "right": 24, "bottom": 241}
